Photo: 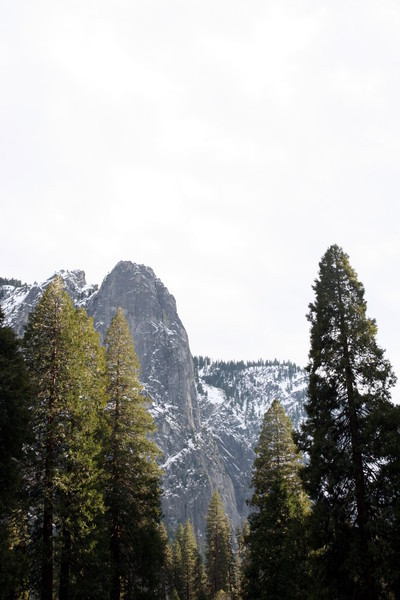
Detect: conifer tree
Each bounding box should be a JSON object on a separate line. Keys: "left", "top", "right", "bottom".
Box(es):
{"left": 0, "top": 307, "right": 32, "bottom": 597}
{"left": 205, "top": 490, "right": 235, "bottom": 599}
{"left": 159, "top": 522, "right": 173, "bottom": 600}
{"left": 172, "top": 527, "right": 185, "bottom": 599}
{"left": 171, "top": 520, "right": 205, "bottom": 600}
{"left": 57, "top": 306, "right": 108, "bottom": 599}
{"left": 243, "top": 400, "right": 309, "bottom": 599}
{"left": 104, "top": 307, "right": 163, "bottom": 599}
{"left": 182, "top": 521, "right": 202, "bottom": 600}
{"left": 298, "top": 244, "right": 399, "bottom": 599}
{"left": 23, "top": 277, "right": 107, "bottom": 599}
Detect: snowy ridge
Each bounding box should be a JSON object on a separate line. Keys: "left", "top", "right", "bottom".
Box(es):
{"left": 196, "top": 357, "right": 307, "bottom": 430}
{"left": 191, "top": 357, "right": 308, "bottom": 522}
{"left": 0, "top": 271, "right": 98, "bottom": 336}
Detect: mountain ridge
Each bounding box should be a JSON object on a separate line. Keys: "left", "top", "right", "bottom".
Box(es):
{"left": 1, "top": 263, "right": 308, "bottom": 538}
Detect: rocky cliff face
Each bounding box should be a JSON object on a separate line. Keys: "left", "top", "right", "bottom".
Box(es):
{"left": 86, "top": 262, "right": 200, "bottom": 435}
{"left": 1, "top": 263, "right": 307, "bottom": 540}
{"left": 85, "top": 261, "right": 230, "bottom": 536}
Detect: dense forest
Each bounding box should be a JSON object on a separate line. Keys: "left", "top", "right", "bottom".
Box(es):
{"left": 1, "top": 245, "right": 400, "bottom": 599}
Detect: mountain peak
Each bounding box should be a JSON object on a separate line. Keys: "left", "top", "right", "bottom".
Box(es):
{"left": 1, "top": 262, "right": 307, "bottom": 538}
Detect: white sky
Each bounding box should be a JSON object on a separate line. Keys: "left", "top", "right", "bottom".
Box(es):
{"left": 1, "top": 1, "right": 399, "bottom": 402}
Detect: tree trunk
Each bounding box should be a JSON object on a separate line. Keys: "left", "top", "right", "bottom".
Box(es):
{"left": 59, "top": 520, "right": 71, "bottom": 600}
{"left": 110, "top": 392, "right": 121, "bottom": 600}
{"left": 110, "top": 513, "right": 121, "bottom": 600}
{"left": 41, "top": 439, "right": 54, "bottom": 600}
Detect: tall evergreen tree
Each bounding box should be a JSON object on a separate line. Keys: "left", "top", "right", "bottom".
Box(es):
{"left": 0, "top": 307, "right": 32, "bottom": 598}
{"left": 24, "top": 277, "right": 107, "bottom": 599}
{"left": 104, "top": 307, "right": 163, "bottom": 599}
{"left": 57, "top": 306, "right": 108, "bottom": 600}
{"left": 298, "top": 244, "right": 398, "bottom": 599}
{"left": 205, "top": 490, "right": 235, "bottom": 599}
{"left": 243, "top": 399, "right": 309, "bottom": 600}
{"left": 182, "top": 521, "right": 200, "bottom": 600}
{"left": 159, "top": 522, "right": 173, "bottom": 600}
{"left": 172, "top": 525, "right": 185, "bottom": 599}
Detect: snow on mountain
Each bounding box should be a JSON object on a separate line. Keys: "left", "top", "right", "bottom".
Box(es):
{"left": 0, "top": 271, "right": 98, "bottom": 336}
{"left": 0, "top": 268, "right": 308, "bottom": 537}
{"left": 193, "top": 357, "right": 308, "bottom": 520}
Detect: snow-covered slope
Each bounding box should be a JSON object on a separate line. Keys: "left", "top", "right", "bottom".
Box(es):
{"left": 194, "top": 357, "right": 308, "bottom": 518}
{"left": 0, "top": 271, "right": 97, "bottom": 336}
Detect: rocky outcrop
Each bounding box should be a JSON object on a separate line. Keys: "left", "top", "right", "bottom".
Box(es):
{"left": 86, "top": 261, "right": 200, "bottom": 435}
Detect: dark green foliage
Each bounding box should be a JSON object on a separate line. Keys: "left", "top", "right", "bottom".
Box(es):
{"left": 0, "top": 277, "right": 23, "bottom": 287}
{"left": 172, "top": 525, "right": 185, "bottom": 599}
{"left": 243, "top": 400, "right": 309, "bottom": 600}
{"left": 298, "top": 244, "right": 399, "bottom": 599}
{"left": 159, "top": 522, "right": 174, "bottom": 600}
{"left": 104, "top": 308, "right": 164, "bottom": 599}
{"left": 0, "top": 307, "right": 31, "bottom": 509}
{"left": 0, "top": 307, "right": 32, "bottom": 597}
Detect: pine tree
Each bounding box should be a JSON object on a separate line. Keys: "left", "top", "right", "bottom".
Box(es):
{"left": 298, "top": 244, "right": 398, "bottom": 599}
{"left": 0, "top": 307, "right": 32, "bottom": 597}
{"left": 243, "top": 399, "right": 309, "bottom": 600}
{"left": 182, "top": 521, "right": 201, "bottom": 600}
{"left": 205, "top": 491, "right": 235, "bottom": 599}
{"left": 172, "top": 527, "right": 185, "bottom": 599}
{"left": 183, "top": 521, "right": 198, "bottom": 600}
{"left": 104, "top": 307, "right": 163, "bottom": 599}
{"left": 159, "top": 522, "right": 173, "bottom": 600}
{"left": 24, "top": 277, "right": 107, "bottom": 599}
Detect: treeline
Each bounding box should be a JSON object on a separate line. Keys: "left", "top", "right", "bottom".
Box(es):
{"left": 194, "top": 356, "right": 302, "bottom": 374}
{"left": 194, "top": 355, "right": 303, "bottom": 412}
{"left": 1, "top": 244, "right": 400, "bottom": 599}
{"left": 0, "top": 278, "right": 25, "bottom": 299}
{"left": 0, "top": 277, "right": 23, "bottom": 288}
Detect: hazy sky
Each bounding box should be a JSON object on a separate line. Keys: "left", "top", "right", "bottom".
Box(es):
{"left": 1, "top": 1, "right": 399, "bottom": 401}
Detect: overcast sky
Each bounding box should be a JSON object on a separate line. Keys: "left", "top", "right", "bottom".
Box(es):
{"left": 1, "top": 1, "right": 399, "bottom": 401}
